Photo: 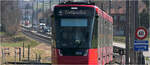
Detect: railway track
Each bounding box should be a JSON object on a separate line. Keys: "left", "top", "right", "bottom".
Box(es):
{"left": 22, "top": 28, "right": 51, "bottom": 45}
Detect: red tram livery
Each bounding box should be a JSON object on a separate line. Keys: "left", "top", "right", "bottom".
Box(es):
{"left": 51, "top": 1, "right": 113, "bottom": 65}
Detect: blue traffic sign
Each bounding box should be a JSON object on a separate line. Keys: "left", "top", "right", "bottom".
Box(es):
{"left": 134, "top": 40, "right": 149, "bottom": 43}
{"left": 134, "top": 40, "right": 149, "bottom": 51}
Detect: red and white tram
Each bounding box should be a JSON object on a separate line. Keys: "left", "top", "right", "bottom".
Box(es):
{"left": 51, "top": 1, "right": 113, "bottom": 65}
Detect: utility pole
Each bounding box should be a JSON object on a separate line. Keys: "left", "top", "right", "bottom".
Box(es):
{"left": 32, "top": 1, "right": 34, "bottom": 28}
{"left": 126, "top": 0, "right": 139, "bottom": 64}
{"left": 43, "top": 0, "right": 44, "bottom": 17}
{"left": 49, "top": 0, "right": 51, "bottom": 11}
{"left": 134, "top": 1, "right": 139, "bottom": 64}
{"left": 149, "top": 0, "right": 150, "bottom": 33}
{"left": 109, "top": 0, "right": 111, "bottom": 14}
{"left": 125, "top": 0, "right": 129, "bottom": 64}
{"left": 36, "top": 0, "right": 38, "bottom": 24}
{"left": 101, "top": 0, "right": 104, "bottom": 11}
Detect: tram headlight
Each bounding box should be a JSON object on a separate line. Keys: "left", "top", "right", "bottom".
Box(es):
{"left": 75, "top": 50, "right": 88, "bottom": 56}
{"left": 83, "top": 50, "right": 88, "bottom": 56}
{"left": 75, "top": 51, "right": 82, "bottom": 55}
{"left": 58, "top": 49, "right": 63, "bottom": 56}
{"left": 75, "top": 40, "right": 81, "bottom": 44}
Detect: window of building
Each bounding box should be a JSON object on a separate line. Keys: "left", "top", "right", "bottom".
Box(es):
{"left": 119, "top": 15, "right": 126, "bottom": 22}
{"left": 112, "top": 15, "right": 117, "bottom": 22}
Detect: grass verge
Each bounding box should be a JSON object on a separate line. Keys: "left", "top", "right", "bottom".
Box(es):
{"left": 113, "top": 36, "right": 150, "bottom": 45}
{"left": 1, "top": 32, "right": 40, "bottom": 48}
{"left": 0, "top": 32, "right": 5, "bottom": 35}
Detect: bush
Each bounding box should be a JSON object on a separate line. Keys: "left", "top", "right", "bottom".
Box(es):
{"left": 113, "top": 36, "right": 125, "bottom": 43}
{"left": 11, "top": 37, "right": 27, "bottom": 42}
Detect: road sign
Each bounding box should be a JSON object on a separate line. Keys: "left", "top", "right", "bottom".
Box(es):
{"left": 135, "top": 27, "right": 148, "bottom": 40}
{"left": 134, "top": 40, "right": 149, "bottom": 51}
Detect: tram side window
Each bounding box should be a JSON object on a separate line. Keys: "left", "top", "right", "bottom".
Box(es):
{"left": 109, "top": 22, "right": 112, "bottom": 46}
{"left": 104, "top": 20, "right": 108, "bottom": 47}
{"left": 109, "top": 23, "right": 113, "bottom": 46}
{"left": 107, "top": 21, "right": 111, "bottom": 47}
{"left": 91, "top": 18, "right": 98, "bottom": 48}
{"left": 106, "top": 21, "right": 110, "bottom": 47}
{"left": 104, "top": 21, "right": 106, "bottom": 47}
{"left": 101, "top": 18, "right": 105, "bottom": 48}
{"left": 108, "top": 21, "right": 113, "bottom": 47}
{"left": 107, "top": 21, "right": 110, "bottom": 47}
{"left": 98, "top": 16, "right": 103, "bottom": 48}
{"left": 107, "top": 22, "right": 110, "bottom": 47}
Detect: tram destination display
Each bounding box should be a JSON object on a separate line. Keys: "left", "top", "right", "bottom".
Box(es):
{"left": 54, "top": 7, "right": 94, "bottom": 17}
{"left": 57, "top": 10, "right": 89, "bottom": 16}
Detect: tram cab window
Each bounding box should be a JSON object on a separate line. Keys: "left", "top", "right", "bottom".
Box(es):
{"left": 55, "top": 18, "right": 91, "bottom": 48}
{"left": 91, "top": 17, "right": 98, "bottom": 48}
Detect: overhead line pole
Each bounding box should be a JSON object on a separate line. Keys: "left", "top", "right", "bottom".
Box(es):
{"left": 130, "top": 0, "right": 136, "bottom": 64}
{"left": 126, "top": 0, "right": 139, "bottom": 64}
{"left": 43, "top": 0, "right": 44, "bottom": 19}
{"left": 37, "top": 0, "right": 39, "bottom": 24}
{"left": 109, "top": 0, "right": 111, "bottom": 15}
{"left": 125, "top": 0, "right": 129, "bottom": 64}
{"left": 134, "top": 1, "right": 141, "bottom": 64}
{"left": 32, "top": 0, "right": 34, "bottom": 28}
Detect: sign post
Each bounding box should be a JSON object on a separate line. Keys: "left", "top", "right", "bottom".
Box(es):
{"left": 134, "top": 27, "right": 149, "bottom": 51}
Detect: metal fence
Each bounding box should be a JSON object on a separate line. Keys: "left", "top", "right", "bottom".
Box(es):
{"left": 1, "top": 43, "right": 51, "bottom": 65}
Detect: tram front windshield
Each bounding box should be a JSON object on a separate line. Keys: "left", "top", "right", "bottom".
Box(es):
{"left": 56, "top": 18, "right": 92, "bottom": 48}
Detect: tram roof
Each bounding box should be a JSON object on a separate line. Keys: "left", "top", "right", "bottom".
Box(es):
{"left": 55, "top": 5, "right": 113, "bottom": 23}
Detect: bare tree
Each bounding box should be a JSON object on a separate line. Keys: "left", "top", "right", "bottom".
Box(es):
{"left": 1, "top": 0, "right": 21, "bottom": 36}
